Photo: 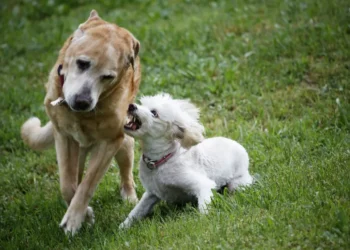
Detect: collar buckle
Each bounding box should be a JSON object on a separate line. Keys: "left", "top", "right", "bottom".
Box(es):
{"left": 146, "top": 161, "right": 156, "bottom": 170}
{"left": 142, "top": 152, "right": 173, "bottom": 170}
{"left": 143, "top": 156, "right": 157, "bottom": 170}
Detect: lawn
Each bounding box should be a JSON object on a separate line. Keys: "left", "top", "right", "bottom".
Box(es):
{"left": 0, "top": 0, "right": 349, "bottom": 249}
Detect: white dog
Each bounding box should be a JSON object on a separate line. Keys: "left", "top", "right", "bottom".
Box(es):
{"left": 120, "top": 93, "right": 253, "bottom": 228}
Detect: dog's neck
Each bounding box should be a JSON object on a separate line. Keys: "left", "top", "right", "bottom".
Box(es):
{"left": 141, "top": 137, "right": 180, "bottom": 161}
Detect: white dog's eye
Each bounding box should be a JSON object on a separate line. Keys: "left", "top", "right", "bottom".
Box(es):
{"left": 151, "top": 110, "right": 158, "bottom": 118}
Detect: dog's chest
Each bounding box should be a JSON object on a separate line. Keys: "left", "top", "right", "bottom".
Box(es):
{"left": 69, "top": 123, "right": 92, "bottom": 147}
{"left": 50, "top": 107, "right": 121, "bottom": 146}
{"left": 140, "top": 164, "right": 194, "bottom": 203}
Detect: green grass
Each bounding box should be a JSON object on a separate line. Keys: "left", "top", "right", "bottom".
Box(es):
{"left": 1, "top": 0, "right": 349, "bottom": 249}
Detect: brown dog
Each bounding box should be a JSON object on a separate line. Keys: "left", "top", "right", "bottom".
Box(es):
{"left": 21, "top": 10, "right": 140, "bottom": 235}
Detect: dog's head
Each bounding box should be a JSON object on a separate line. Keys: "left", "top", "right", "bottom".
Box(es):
{"left": 124, "top": 93, "right": 204, "bottom": 148}
{"left": 60, "top": 10, "right": 140, "bottom": 112}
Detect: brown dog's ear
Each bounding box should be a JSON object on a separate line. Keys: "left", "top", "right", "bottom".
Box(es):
{"left": 72, "top": 10, "right": 100, "bottom": 41}
{"left": 129, "top": 38, "right": 140, "bottom": 70}
{"left": 89, "top": 9, "right": 99, "bottom": 19}
{"left": 133, "top": 39, "right": 140, "bottom": 58}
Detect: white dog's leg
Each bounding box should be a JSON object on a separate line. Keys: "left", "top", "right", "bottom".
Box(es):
{"left": 119, "top": 192, "right": 160, "bottom": 229}
{"left": 194, "top": 178, "right": 217, "bottom": 214}
{"left": 171, "top": 171, "right": 216, "bottom": 214}
{"left": 197, "top": 187, "right": 215, "bottom": 214}
{"left": 228, "top": 172, "right": 253, "bottom": 191}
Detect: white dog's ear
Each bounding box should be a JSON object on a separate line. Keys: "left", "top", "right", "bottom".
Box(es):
{"left": 171, "top": 98, "right": 205, "bottom": 148}
{"left": 173, "top": 124, "right": 185, "bottom": 140}
{"left": 175, "top": 99, "right": 201, "bottom": 121}
{"left": 173, "top": 123, "right": 204, "bottom": 149}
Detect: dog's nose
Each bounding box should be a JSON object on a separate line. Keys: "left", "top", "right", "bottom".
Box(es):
{"left": 73, "top": 95, "right": 92, "bottom": 111}
{"left": 128, "top": 104, "right": 137, "bottom": 112}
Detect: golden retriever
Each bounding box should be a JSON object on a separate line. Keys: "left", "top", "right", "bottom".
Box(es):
{"left": 21, "top": 10, "right": 140, "bottom": 235}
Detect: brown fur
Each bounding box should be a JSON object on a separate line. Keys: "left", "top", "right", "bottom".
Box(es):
{"left": 21, "top": 10, "right": 141, "bottom": 234}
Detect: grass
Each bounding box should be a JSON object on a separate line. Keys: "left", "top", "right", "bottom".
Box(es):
{"left": 0, "top": 0, "right": 349, "bottom": 249}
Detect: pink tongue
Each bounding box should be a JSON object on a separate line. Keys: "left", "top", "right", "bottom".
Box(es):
{"left": 132, "top": 123, "right": 137, "bottom": 130}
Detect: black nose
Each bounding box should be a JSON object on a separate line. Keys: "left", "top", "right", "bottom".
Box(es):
{"left": 128, "top": 104, "right": 137, "bottom": 112}
{"left": 73, "top": 95, "right": 92, "bottom": 111}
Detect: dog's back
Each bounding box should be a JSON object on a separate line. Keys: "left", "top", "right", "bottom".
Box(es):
{"left": 189, "top": 137, "right": 252, "bottom": 190}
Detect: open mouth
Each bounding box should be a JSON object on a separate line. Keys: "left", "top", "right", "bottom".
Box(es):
{"left": 124, "top": 112, "right": 142, "bottom": 131}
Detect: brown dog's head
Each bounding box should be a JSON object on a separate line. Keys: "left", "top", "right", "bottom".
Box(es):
{"left": 60, "top": 10, "right": 140, "bottom": 112}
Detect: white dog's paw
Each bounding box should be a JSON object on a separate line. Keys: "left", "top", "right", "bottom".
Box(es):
{"left": 197, "top": 191, "right": 213, "bottom": 214}
{"left": 198, "top": 204, "right": 210, "bottom": 214}
{"left": 119, "top": 219, "right": 131, "bottom": 230}
{"left": 59, "top": 206, "right": 94, "bottom": 235}
{"left": 121, "top": 187, "right": 138, "bottom": 204}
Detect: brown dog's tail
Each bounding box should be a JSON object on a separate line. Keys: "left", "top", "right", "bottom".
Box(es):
{"left": 21, "top": 118, "right": 54, "bottom": 151}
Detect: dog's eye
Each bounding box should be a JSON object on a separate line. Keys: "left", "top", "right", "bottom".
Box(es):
{"left": 151, "top": 110, "right": 158, "bottom": 118}
{"left": 101, "top": 75, "right": 115, "bottom": 81}
{"left": 77, "top": 59, "right": 90, "bottom": 71}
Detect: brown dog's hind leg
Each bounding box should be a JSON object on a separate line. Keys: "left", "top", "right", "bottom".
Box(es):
{"left": 115, "top": 135, "right": 138, "bottom": 203}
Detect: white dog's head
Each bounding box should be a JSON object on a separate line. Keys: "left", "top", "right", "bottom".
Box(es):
{"left": 124, "top": 93, "right": 204, "bottom": 148}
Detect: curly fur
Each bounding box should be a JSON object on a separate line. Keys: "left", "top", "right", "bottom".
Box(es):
{"left": 120, "top": 93, "right": 253, "bottom": 229}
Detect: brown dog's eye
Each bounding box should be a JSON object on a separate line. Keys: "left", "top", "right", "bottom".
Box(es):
{"left": 151, "top": 110, "right": 158, "bottom": 118}
{"left": 101, "top": 75, "right": 115, "bottom": 81}
{"left": 76, "top": 59, "right": 90, "bottom": 71}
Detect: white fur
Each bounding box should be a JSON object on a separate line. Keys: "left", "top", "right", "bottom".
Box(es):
{"left": 120, "top": 93, "right": 253, "bottom": 229}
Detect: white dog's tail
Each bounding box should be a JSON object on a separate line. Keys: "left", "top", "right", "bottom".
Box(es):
{"left": 21, "top": 117, "right": 54, "bottom": 151}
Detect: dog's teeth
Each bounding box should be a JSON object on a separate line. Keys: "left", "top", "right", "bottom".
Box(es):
{"left": 126, "top": 114, "right": 133, "bottom": 124}
{"left": 132, "top": 123, "right": 137, "bottom": 130}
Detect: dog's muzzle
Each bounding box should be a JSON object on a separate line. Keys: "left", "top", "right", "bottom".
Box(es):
{"left": 72, "top": 87, "right": 93, "bottom": 111}
{"left": 124, "top": 104, "right": 142, "bottom": 131}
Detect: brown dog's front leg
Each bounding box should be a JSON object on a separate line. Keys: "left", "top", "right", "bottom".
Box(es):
{"left": 59, "top": 138, "right": 123, "bottom": 235}
{"left": 55, "top": 132, "right": 80, "bottom": 205}
{"left": 78, "top": 147, "right": 89, "bottom": 184}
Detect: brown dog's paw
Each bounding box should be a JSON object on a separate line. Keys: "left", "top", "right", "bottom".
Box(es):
{"left": 121, "top": 187, "right": 138, "bottom": 204}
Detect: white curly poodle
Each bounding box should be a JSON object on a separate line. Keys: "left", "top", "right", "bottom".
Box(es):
{"left": 120, "top": 93, "right": 253, "bottom": 228}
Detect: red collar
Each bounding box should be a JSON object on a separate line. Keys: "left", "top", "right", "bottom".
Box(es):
{"left": 57, "top": 64, "right": 64, "bottom": 87}
{"left": 142, "top": 152, "right": 174, "bottom": 170}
